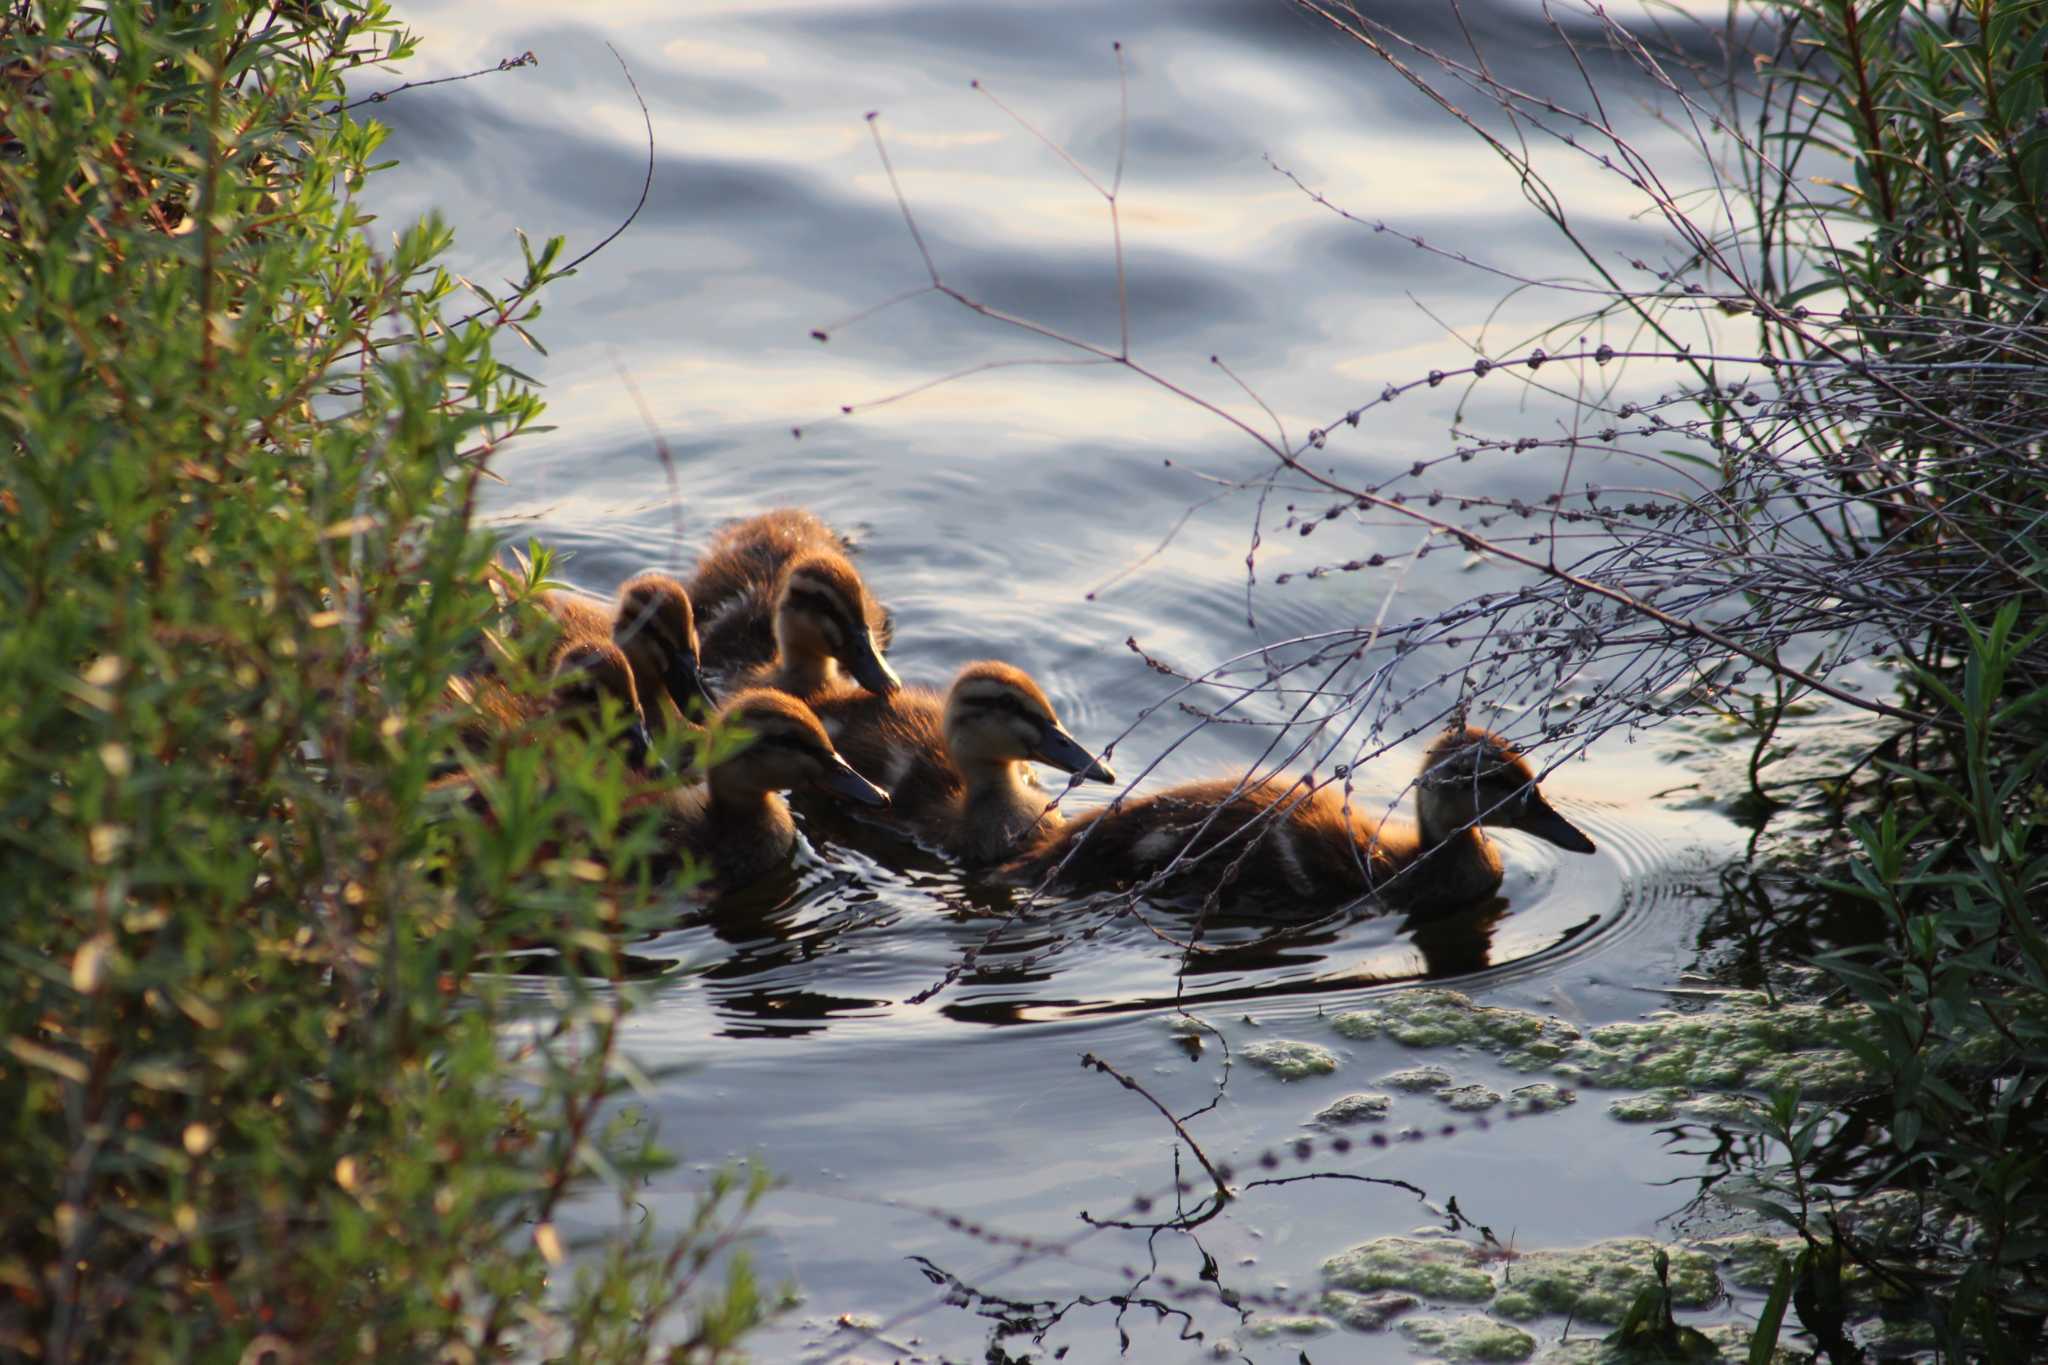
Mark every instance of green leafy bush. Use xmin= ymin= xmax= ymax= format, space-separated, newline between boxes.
xmin=1732 ymin=3 xmax=2048 ymax=1355
xmin=1 ymin=2 xmax=758 ymax=1359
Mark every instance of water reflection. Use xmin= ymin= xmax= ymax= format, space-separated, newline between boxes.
xmin=577 ymin=801 xmax=1643 ymax=1036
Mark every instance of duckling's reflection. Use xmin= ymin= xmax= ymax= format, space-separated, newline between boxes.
xmin=684 ymin=856 xmax=898 ymax=1031
xmin=708 ymin=986 xmax=887 ymax=1039
xmin=655 ymin=805 xmax=1600 ymax=1034
xmin=936 ymin=895 xmax=1519 ymax=1026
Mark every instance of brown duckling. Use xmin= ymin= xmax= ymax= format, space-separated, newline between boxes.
xmin=807 ymin=660 xmax=1115 ymax=864
xmin=537 ymin=572 xmax=716 ymax=732
xmin=654 ymin=687 xmax=889 ymax=890
xmin=721 ymin=550 xmax=901 ymax=700
xmin=688 ymin=509 xmax=894 ymax=690
xmin=452 ymin=639 xmax=659 ymax=775
xmin=687 ymin=506 xmax=855 ymax=621
xmin=1008 ymin=727 xmax=1596 ymax=912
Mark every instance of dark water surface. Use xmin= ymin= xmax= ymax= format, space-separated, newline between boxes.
xmin=371 ymin=1 xmax=1772 ymax=1358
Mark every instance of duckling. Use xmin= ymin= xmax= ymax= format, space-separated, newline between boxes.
xmin=721 ymin=550 xmax=902 ymax=700
xmin=688 ymin=509 xmax=894 ymax=689
xmin=452 ymin=639 xmax=659 ymax=774
xmin=1009 ymin=727 xmax=1596 ymax=912
xmin=807 ymin=660 xmax=1115 ymax=864
xmin=542 ymin=572 xmax=716 ymax=732
xmin=687 ymin=507 xmax=855 ymax=622
xmin=655 ymin=687 xmax=889 ymax=890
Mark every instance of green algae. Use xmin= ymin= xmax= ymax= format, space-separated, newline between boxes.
xmin=1677 ymin=1092 xmax=1759 ymax=1123
xmin=1335 ymin=987 xmax=1875 ymax=1099
xmin=1333 ymin=989 xmax=1580 ymax=1051
xmin=1241 ymin=1038 xmax=1339 ymax=1080
xmin=1315 ymin=1091 xmax=1392 ymax=1125
xmin=1838 ymin=1187 xmax=1981 ymax=1259
xmin=1399 ymin=1313 xmax=1537 ymax=1362
xmin=1243 ymin=1313 xmax=1332 ymax=1339
xmin=1606 ymin=1090 xmax=1683 ymax=1122
xmin=1858 ymin=1314 xmax=1938 ymax=1350
xmin=1837 ymin=1188 xmax=1928 ymax=1245
xmin=1384 ymin=1064 xmax=1456 ymax=1091
xmin=1588 ymin=1081 xmax=1759 ymax=1125
xmin=1695 ymin=1232 xmax=1800 ymax=1292
xmin=1318 ymin=1287 xmax=1417 ymax=1331
xmin=1490 ymin=1238 xmax=1718 ymax=1324
xmin=1437 ymin=1083 xmax=1504 ymax=1112
xmin=1508 ymin=1082 xmax=1576 ymax=1114
xmin=1321 ymin=1235 xmax=1496 ymax=1302
xmin=1544 ymin=996 xmax=1872 ymax=1095
xmin=1532 ymin=1321 xmax=1794 ymax=1364
xmin=1700 ymin=1322 xmax=1800 ymax=1363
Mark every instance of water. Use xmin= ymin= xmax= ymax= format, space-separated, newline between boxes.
xmin=370 ymin=1 xmax=1775 ymax=1358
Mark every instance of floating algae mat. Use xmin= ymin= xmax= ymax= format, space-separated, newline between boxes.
xmin=1330 ymin=987 xmax=1875 ymax=1097
xmin=1232 ymin=1235 xmax=1726 ymax=1360
xmin=1321 ymin=1234 xmax=1718 ymax=1325
xmin=1322 ymin=1235 xmax=1500 ymax=1302
xmin=1211 ymin=988 xmax=1895 ymax=1356
xmin=1399 ymin=1312 xmax=1539 ymax=1362
xmin=1240 ymin=1038 xmax=1341 ymax=1079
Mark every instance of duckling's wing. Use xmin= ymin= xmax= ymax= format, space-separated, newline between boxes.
xmin=809 ymin=686 xmax=952 ymax=816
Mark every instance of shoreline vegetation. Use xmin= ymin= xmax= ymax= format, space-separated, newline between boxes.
xmin=5 ymin=0 xmax=2044 ymax=1360
xmin=2 ymin=3 xmax=765 ymax=1359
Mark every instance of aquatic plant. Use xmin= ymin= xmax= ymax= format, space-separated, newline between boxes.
xmin=0 ymin=2 xmax=764 ymax=1359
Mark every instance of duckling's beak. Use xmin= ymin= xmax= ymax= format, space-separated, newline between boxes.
xmin=814 ymin=752 xmax=890 ymax=808
xmin=1031 ymin=725 xmax=1116 ymax=784
xmin=622 ymin=719 xmax=665 ymax=777
xmin=846 ymin=632 xmax=902 ymax=696
xmin=1518 ymin=796 xmax=1596 ymax=854
xmin=667 ymin=653 xmax=717 ymax=718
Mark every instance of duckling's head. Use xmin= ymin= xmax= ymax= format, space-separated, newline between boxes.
xmin=711 ymin=688 xmax=890 ymax=806
xmin=615 ymin=572 xmax=715 ymax=719
xmin=550 ymin=641 xmax=659 ymax=774
xmin=774 ymin=552 xmax=900 ymax=695
xmin=943 ymin=661 xmax=1116 ymax=784
xmin=1416 ymin=727 xmax=1595 ymax=853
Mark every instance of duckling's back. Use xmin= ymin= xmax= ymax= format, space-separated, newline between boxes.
xmin=688 ymin=508 xmax=843 ymax=614
xmin=806 ymin=685 xmax=957 ymax=818
xmin=1019 ymin=778 xmax=1393 ymax=902
xmin=691 ymin=509 xmax=890 ymax=675
xmin=646 ymin=782 xmax=793 ymax=892
xmin=539 ymin=588 xmax=614 ymax=645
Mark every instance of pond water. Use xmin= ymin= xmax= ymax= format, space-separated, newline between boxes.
xmin=369 ymin=1 xmax=1799 ymax=1358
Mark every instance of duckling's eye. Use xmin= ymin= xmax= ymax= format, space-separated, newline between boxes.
xmin=997 ymin=695 xmax=1046 ymax=727
xmin=786 ymin=587 xmax=844 ymax=620
xmin=749 ymin=726 xmax=829 ymax=757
